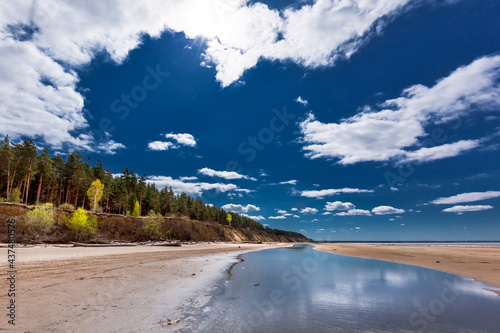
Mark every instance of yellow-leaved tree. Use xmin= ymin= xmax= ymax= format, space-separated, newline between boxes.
xmin=227 ymin=213 xmax=232 ymax=226
xmin=87 ymin=179 xmax=104 ymax=212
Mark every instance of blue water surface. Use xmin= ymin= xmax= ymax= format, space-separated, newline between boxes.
xmin=192 ymin=245 xmax=500 ymax=333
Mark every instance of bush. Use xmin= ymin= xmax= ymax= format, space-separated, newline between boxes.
xmin=0 ymin=197 xmax=6 ymax=203
xmin=66 ymin=208 xmax=97 ymax=241
xmin=144 ymin=210 xmax=162 ymax=240
xmin=41 ymin=202 xmax=53 ymax=207
xmin=26 ymin=205 xmax=55 ymax=232
xmin=7 ymin=188 xmax=21 ymax=203
xmin=59 ymin=203 xmax=75 ymax=210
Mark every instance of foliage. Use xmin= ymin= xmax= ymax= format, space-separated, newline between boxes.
xmin=131 ymin=200 xmax=140 ymax=217
xmin=0 ymin=135 xmax=306 ymax=241
xmin=41 ymin=202 xmax=53 ymax=207
xmin=144 ymin=210 xmax=162 ymax=239
xmin=66 ymin=208 xmax=97 ymax=240
xmin=59 ymin=203 xmax=75 ymax=210
xmin=87 ymin=179 xmax=104 ymax=211
xmin=7 ymin=188 xmax=21 ymax=203
xmin=26 ymin=205 xmax=55 ymax=232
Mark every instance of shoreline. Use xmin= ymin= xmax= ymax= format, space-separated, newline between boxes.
xmin=0 ymin=242 xmax=286 ymax=332
xmin=314 ymin=243 xmax=500 ymax=289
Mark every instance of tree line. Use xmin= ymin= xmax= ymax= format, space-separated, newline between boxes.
xmin=0 ymin=135 xmax=304 ymax=238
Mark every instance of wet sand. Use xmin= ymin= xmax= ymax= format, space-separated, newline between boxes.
xmin=315 ymin=243 xmax=500 ymax=289
xmin=0 ymin=242 xmax=283 ymax=332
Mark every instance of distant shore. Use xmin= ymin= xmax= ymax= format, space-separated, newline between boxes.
xmin=315 ymin=243 xmax=500 ymax=289
xmin=0 ymin=242 xmax=285 ymax=332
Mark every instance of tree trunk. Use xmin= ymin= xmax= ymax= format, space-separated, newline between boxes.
xmin=6 ymin=160 xmax=11 ymax=197
xmin=74 ymin=188 xmax=79 ymax=208
xmin=36 ymin=172 xmax=43 ymax=205
xmin=65 ymin=184 xmax=71 ymax=203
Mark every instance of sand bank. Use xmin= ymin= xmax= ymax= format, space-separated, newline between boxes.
xmin=315 ymin=243 xmax=500 ymax=289
xmin=0 ymin=242 xmax=283 ymax=332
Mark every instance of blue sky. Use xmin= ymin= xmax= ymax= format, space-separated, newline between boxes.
xmin=1 ymin=0 xmax=500 ymax=240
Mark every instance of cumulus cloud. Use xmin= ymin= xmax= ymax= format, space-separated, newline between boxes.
xmin=242 ymin=214 xmax=265 ymax=221
xmin=2 ymin=0 xmax=465 ymax=152
xmin=300 ymin=207 xmax=318 ymax=214
xmin=324 ymin=201 xmax=356 ymax=211
xmin=301 ymin=187 xmax=374 ymax=199
xmin=147 ymin=175 xmax=248 ymax=197
xmin=180 ymin=176 xmax=198 ymax=181
xmin=372 ymin=205 xmax=405 ymax=215
xmin=198 ymin=167 xmax=256 ymax=181
xmin=295 ymin=96 xmax=308 ymax=106
xmin=293 ymin=214 xmax=300 ymax=218
xmin=335 ymin=209 xmax=372 ymax=216
xmin=268 ymin=215 xmax=286 ymax=219
xmin=165 ymin=133 xmax=197 ymax=147
xmin=222 ymin=203 xmax=260 ymax=214
xmin=442 ymin=205 xmax=493 ymax=214
xmin=291 ymin=207 xmax=298 ymax=211
xmin=276 ymin=209 xmax=287 ymax=214
xmin=149 ymin=133 xmax=197 ymax=151
xmin=0 ymin=0 xmax=176 ymax=152
xmin=148 ymin=141 xmax=175 ymax=151
xmin=431 ymin=191 xmax=500 ymax=204
xmin=300 ymin=55 xmax=500 ymax=164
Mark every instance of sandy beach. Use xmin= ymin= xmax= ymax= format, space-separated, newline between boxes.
xmin=0 ymin=242 xmax=283 ymax=332
xmin=315 ymin=243 xmax=500 ymax=289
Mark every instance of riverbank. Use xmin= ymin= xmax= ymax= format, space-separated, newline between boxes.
xmin=315 ymin=243 xmax=500 ymax=289
xmin=0 ymin=242 xmax=284 ymax=332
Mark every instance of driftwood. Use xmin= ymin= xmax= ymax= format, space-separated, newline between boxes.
xmin=70 ymin=242 xmax=138 ymax=247
xmin=150 ymin=242 xmax=181 ymax=247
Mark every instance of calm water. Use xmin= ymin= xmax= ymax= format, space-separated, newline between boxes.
xmin=190 ymin=245 xmax=500 ymax=333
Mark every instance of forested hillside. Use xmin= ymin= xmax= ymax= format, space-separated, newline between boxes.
xmin=0 ymin=135 xmax=306 ymax=241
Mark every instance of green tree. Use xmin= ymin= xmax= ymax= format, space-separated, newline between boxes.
xmin=131 ymin=200 xmax=140 ymax=216
xmin=87 ymin=179 xmax=104 ymax=212
xmin=66 ymin=208 xmax=97 ymax=240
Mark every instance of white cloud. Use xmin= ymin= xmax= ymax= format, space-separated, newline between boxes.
xmin=401 ymin=140 xmax=480 ymax=163
xmin=293 ymin=214 xmax=300 ymax=218
xmin=300 ymin=207 xmax=318 ymax=214
xmin=0 ymin=0 xmax=461 ymax=152
xmin=222 ymin=203 xmax=260 ymax=214
xmin=442 ymin=205 xmax=493 ymax=214
xmin=390 ymin=187 xmax=399 ymax=191
xmin=276 ymin=209 xmax=287 ymax=214
xmin=165 ymin=133 xmax=197 ymax=147
xmin=279 ymin=180 xmax=297 ymax=185
xmin=322 ymin=212 xmax=331 ymax=215
xmin=0 ymin=0 xmax=174 ymax=151
xmin=324 ymin=201 xmax=356 ymax=211
xmin=372 ymin=205 xmax=405 ymax=215
xmin=242 ymin=214 xmax=265 ymax=221
xmin=335 ymin=209 xmax=372 ymax=216
xmin=147 ymin=175 xmax=245 ymax=197
xmin=149 ymin=132 xmax=197 ymax=151
xmin=268 ymin=215 xmax=286 ymax=219
xmin=301 ymin=187 xmax=374 ymax=199
xmin=295 ymin=96 xmax=308 ymax=106
xmin=180 ymin=176 xmax=198 ymax=181
xmin=198 ymin=167 xmax=256 ymax=181
xmin=431 ymin=191 xmax=500 ymax=204
xmin=291 ymin=207 xmax=298 ymax=211
xmin=300 ymin=55 xmax=500 ymax=164
xmin=355 ymin=227 xmax=361 ymax=230
xmin=148 ymin=141 xmax=175 ymax=151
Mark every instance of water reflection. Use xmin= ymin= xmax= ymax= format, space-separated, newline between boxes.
xmin=192 ymin=245 xmax=500 ymax=333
